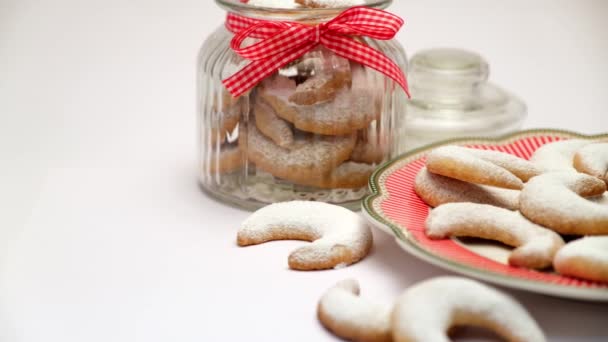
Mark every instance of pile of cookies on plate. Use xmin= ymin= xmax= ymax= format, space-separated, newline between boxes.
xmin=415 ymin=139 xmax=608 ymax=283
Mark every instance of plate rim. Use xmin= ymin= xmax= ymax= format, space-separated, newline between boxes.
xmin=362 ymin=128 xmax=608 ymax=302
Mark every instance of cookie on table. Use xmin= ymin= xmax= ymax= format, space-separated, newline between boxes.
xmin=318 ymin=277 xmax=546 ymax=342
xmin=237 ymin=201 xmax=373 ymax=270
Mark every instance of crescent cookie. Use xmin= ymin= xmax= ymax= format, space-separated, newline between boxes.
xmin=298 ymin=161 xmax=375 ymax=190
xmin=426 ymin=203 xmax=565 ymax=269
xmin=426 ymin=146 xmax=543 ymax=190
xmin=209 ymin=91 xmax=244 ymax=146
xmin=392 ymin=277 xmax=546 ymax=342
xmin=288 ymin=52 xmax=352 ymax=106
xmin=317 ymin=279 xmax=392 ymax=342
xmin=237 ymin=201 xmax=373 ymax=270
xmin=529 ymin=139 xmax=591 ymax=172
xmin=253 ymin=98 xmax=294 ymax=148
xmin=520 ymin=172 xmax=608 ymax=235
xmin=259 ymin=75 xmax=378 ymax=136
xmin=351 ymin=128 xmax=388 ymax=165
xmin=317 ymin=277 xmax=546 ymax=342
xmin=208 ymin=146 xmax=243 ymax=174
xmin=415 ymin=168 xmax=520 ymax=210
xmin=243 ymin=124 xmax=356 ymax=187
xmin=553 ymin=236 xmax=608 ymax=283
xmin=573 ymin=143 xmax=608 ymax=186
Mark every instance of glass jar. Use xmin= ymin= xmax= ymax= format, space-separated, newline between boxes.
xmin=401 ymin=48 xmax=526 ymax=153
xmin=197 ymin=0 xmax=408 ymax=210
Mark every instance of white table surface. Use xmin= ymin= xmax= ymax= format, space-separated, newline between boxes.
xmin=1 ymin=0 xmax=608 ymax=341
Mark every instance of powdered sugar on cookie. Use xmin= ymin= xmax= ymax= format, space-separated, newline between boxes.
xmin=392 ymin=277 xmax=546 ymax=342
xmin=426 ymin=146 xmax=541 ymax=189
xmin=530 ymin=139 xmax=590 ymax=172
xmin=574 ymin=143 xmax=608 ymax=185
xmin=554 ymin=236 xmax=608 ymax=283
xmin=237 ymin=201 xmax=373 ymax=270
xmin=318 ymin=279 xmax=391 ymax=342
xmin=520 ymin=172 xmax=608 ymax=235
xmin=426 ymin=203 xmax=564 ymax=269
xmin=415 ymin=167 xmax=520 ymax=210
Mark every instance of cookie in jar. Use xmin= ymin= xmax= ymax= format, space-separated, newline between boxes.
xmin=198 ymin=0 xmax=409 ymax=209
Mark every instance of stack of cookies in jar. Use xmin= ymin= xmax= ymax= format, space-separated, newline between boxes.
xmin=204 ymin=49 xmax=392 ymax=201
xmin=248 ymin=49 xmax=386 ymax=189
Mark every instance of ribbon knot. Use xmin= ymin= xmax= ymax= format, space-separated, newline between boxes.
xmin=223 ymin=6 xmax=409 ymax=98
xmin=312 ymin=24 xmax=324 ymax=44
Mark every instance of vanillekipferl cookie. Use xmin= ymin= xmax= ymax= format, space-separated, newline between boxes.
xmin=237 ymin=201 xmax=373 ymax=270
xmin=392 ymin=277 xmax=546 ymax=342
xmin=529 ymin=139 xmax=591 ymax=172
xmin=573 ymin=142 xmax=608 ymax=186
xmin=520 ymin=172 xmax=608 ymax=235
xmin=317 ymin=277 xmax=546 ymax=342
xmin=209 ymin=92 xmax=243 ymax=146
xmin=259 ymin=73 xmax=379 ymax=136
xmin=415 ymin=167 xmax=520 ymax=210
xmin=288 ymin=51 xmax=352 ymax=106
xmin=208 ymin=145 xmax=243 ymax=174
xmin=317 ymin=279 xmax=392 ymax=342
xmin=351 ymin=127 xmax=388 ymax=165
xmin=426 ymin=203 xmax=565 ymax=269
xmin=253 ymin=98 xmax=294 ymax=149
xmin=301 ymin=161 xmax=375 ymax=190
xmin=426 ymin=146 xmax=543 ymax=190
xmin=553 ymin=236 xmax=608 ymax=283
xmin=242 ymin=123 xmax=356 ymax=187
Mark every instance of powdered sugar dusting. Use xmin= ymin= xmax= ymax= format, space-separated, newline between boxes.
xmin=555 ymin=236 xmax=608 ymax=265
xmin=426 ymin=203 xmax=564 ymax=269
xmin=575 ymin=143 xmax=608 ymax=182
xmin=238 ymin=201 xmax=372 ymax=269
xmin=520 ymin=172 xmax=608 ymax=235
xmin=415 ymin=167 xmax=520 ymax=210
xmin=426 ymin=146 xmax=526 ymax=189
xmin=530 ymin=139 xmax=590 ymax=172
xmin=318 ymin=279 xmax=391 ymax=338
xmin=392 ymin=277 xmax=546 ymax=342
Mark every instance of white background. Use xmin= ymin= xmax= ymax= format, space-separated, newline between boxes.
xmin=1 ymin=0 xmax=608 ymax=341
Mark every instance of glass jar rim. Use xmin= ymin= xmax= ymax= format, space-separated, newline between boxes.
xmin=215 ymin=0 xmax=392 ymax=21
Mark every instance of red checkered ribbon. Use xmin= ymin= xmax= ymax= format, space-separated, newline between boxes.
xmin=223 ymin=6 xmax=409 ymax=98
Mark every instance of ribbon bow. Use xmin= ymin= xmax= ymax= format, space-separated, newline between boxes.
xmin=223 ymin=6 xmax=409 ymax=98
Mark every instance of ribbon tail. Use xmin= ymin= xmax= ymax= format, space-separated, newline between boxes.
xmin=322 ymin=35 xmax=410 ymax=98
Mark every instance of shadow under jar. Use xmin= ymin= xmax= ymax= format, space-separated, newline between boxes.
xmin=198 ymin=0 xmax=408 ymax=210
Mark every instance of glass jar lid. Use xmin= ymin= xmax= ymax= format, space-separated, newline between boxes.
xmin=407 ymin=48 xmax=525 ymax=116
xmin=402 ymin=48 xmax=527 ymax=151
